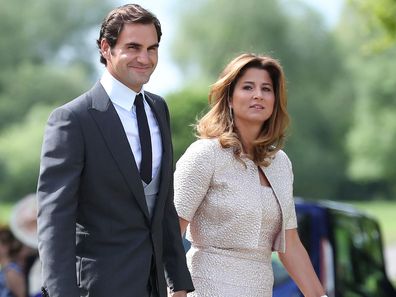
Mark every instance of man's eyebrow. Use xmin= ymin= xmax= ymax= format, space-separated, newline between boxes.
xmin=126 ymin=42 xmax=141 ymax=47
xmin=124 ymin=42 xmax=159 ymax=49
xmin=148 ymin=43 xmax=159 ymax=49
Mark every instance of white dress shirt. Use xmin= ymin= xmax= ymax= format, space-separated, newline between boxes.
xmin=100 ymin=70 xmax=162 ymax=180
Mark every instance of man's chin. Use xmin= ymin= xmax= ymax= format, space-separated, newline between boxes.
xmin=137 ymin=76 xmax=152 ymax=87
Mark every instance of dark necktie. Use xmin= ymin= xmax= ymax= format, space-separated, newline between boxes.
xmin=134 ymin=93 xmax=152 ymax=184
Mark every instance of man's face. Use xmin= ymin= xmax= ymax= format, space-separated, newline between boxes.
xmin=101 ymin=23 xmax=159 ymax=92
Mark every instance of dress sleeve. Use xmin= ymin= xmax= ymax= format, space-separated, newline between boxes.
xmin=285 ymin=155 xmax=298 ymax=230
xmin=285 ymin=205 xmax=298 ymax=229
xmin=174 ymin=139 xmax=216 ymax=222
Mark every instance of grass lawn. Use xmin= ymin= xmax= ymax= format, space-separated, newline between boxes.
xmin=348 ymin=200 xmax=396 ymax=246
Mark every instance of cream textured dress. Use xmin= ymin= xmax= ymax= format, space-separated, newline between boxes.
xmin=174 ymin=139 xmax=297 ymax=297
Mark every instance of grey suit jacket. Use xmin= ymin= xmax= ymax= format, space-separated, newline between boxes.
xmin=37 ymin=82 xmax=193 ymax=297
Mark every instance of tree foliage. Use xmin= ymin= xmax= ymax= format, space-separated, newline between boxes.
xmin=0 ymin=0 xmax=110 ymax=69
xmin=0 ymin=64 xmax=90 ymax=130
xmin=0 ymin=0 xmax=111 ymax=131
xmin=0 ymin=105 xmax=54 ymax=201
xmin=167 ymin=87 xmax=208 ymax=161
xmin=349 ymin=0 xmax=396 ymax=49
xmin=0 ymin=0 xmax=112 ymax=201
xmin=339 ymin=2 xmax=396 ymax=199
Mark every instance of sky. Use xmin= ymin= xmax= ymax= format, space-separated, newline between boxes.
xmin=301 ymin=0 xmax=344 ymax=27
xmin=116 ymin=0 xmax=344 ymax=95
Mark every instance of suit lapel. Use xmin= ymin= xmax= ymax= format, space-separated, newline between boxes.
xmin=88 ymin=83 xmax=150 ymax=219
xmin=145 ymin=92 xmax=171 ymax=164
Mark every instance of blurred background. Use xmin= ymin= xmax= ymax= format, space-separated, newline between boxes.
xmin=0 ymin=0 xmax=395 ymax=286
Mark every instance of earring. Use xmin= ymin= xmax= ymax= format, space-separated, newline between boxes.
xmin=228 ymin=105 xmax=234 ymax=129
xmin=227 ymin=89 xmax=234 ymax=130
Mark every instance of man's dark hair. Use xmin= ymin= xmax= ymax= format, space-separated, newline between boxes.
xmin=96 ymin=4 xmax=162 ymax=65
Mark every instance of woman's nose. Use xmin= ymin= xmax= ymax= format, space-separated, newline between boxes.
xmin=253 ymin=89 xmax=263 ymax=100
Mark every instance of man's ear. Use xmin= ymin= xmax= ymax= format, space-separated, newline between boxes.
xmin=100 ymin=39 xmax=111 ymax=59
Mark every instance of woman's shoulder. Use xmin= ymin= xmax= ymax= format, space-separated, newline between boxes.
xmin=186 ymin=138 xmax=221 ymax=153
xmin=270 ymin=149 xmax=292 ymax=170
xmin=273 ymin=149 xmax=290 ymax=161
xmin=178 ymin=138 xmax=221 ymax=166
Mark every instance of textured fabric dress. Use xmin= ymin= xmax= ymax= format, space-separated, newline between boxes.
xmin=174 ymin=139 xmax=297 ymax=297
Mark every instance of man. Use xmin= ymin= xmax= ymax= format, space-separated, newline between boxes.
xmin=37 ymin=4 xmax=193 ymax=297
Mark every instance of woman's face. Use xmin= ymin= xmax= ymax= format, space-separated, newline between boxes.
xmin=230 ymin=67 xmax=275 ymax=131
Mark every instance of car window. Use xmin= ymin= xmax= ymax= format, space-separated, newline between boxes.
xmin=330 ymin=210 xmax=393 ymax=297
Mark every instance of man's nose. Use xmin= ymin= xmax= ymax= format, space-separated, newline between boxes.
xmin=137 ymin=50 xmax=150 ymax=64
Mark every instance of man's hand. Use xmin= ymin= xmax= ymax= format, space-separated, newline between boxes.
xmin=168 ymin=290 xmax=187 ymax=297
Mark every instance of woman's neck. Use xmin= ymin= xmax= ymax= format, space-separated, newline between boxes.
xmin=236 ymin=123 xmax=261 ymax=156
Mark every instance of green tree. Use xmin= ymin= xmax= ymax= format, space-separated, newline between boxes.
xmin=167 ymin=87 xmax=208 ymax=161
xmin=349 ymin=0 xmax=396 ymax=49
xmin=0 ymin=105 xmax=54 ymax=201
xmin=0 ymin=0 xmax=110 ymax=70
xmin=0 ymin=0 xmax=112 ymax=131
xmin=339 ymin=3 xmax=396 ymax=199
xmin=170 ymin=0 xmax=352 ymax=200
xmin=0 ymin=0 xmax=112 ymax=201
xmin=0 ymin=64 xmax=90 ymax=129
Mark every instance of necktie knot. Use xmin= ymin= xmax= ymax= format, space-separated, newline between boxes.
xmin=135 ymin=93 xmax=152 ymax=184
xmin=134 ymin=93 xmax=144 ymax=108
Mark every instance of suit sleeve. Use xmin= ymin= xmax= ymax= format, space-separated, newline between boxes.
xmin=37 ymin=106 xmax=83 ymax=297
xmin=161 ymin=101 xmax=194 ymax=293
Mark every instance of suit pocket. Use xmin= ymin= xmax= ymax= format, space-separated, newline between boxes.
xmin=76 ymin=256 xmax=82 ymax=287
xmin=77 ymin=257 xmax=98 ymax=290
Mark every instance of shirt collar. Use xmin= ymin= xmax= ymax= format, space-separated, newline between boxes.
xmin=100 ymin=69 xmax=145 ymax=112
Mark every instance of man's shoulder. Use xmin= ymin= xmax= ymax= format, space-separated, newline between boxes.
xmin=145 ymin=90 xmax=165 ymax=102
xmin=46 ymin=82 xmax=104 ymax=124
xmin=59 ymin=82 xmax=103 ymax=112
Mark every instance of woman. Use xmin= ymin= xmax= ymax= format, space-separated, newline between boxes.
xmin=174 ymin=53 xmax=327 ymax=297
